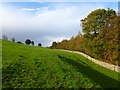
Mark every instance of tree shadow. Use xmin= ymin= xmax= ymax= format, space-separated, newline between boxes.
xmin=57 ymin=55 xmax=120 ymax=88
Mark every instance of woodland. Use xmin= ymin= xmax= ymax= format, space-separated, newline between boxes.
xmin=50 ymin=8 xmax=120 ymax=66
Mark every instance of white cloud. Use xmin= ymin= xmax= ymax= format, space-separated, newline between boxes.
xmin=1 ymin=2 xmax=116 ymax=46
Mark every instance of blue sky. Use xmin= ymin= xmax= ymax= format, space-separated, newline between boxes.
xmin=1 ymin=1 xmax=118 ymax=46
xmin=2 ymin=2 xmax=118 ymax=10
xmin=0 ymin=0 xmax=120 ymax=2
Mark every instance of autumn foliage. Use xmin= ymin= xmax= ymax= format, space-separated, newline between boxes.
xmin=50 ymin=8 xmax=119 ymax=66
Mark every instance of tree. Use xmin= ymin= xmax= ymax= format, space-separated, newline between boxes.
xmin=31 ymin=41 xmax=34 ymax=46
xmin=81 ymin=8 xmax=116 ymax=36
xmin=80 ymin=8 xmax=118 ymax=65
xmin=50 ymin=41 xmax=57 ymax=49
xmin=77 ymin=31 xmax=82 ymax=37
xmin=11 ymin=37 xmax=15 ymax=42
xmin=60 ymin=39 xmax=68 ymax=49
xmin=38 ymin=43 xmax=42 ymax=47
xmin=25 ymin=39 xmax=31 ymax=45
xmin=2 ymin=34 xmax=8 ymax=40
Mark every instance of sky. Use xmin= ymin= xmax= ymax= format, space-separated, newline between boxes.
xmin=0 ymin=1 xmax=118 ymax=47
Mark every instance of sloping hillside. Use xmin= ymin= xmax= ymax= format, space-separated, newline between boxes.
xmin=2 ymin=40 xmax=119 ymax=88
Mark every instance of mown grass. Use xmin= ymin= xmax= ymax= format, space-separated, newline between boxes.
xmin=2 ymin=40 xmax=120 ymax=89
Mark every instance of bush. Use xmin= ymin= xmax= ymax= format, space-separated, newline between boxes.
xmin=38 ymin=43 xmax=42 ymax=47
xmin=25 ymin=39 xmax=31 ymax=45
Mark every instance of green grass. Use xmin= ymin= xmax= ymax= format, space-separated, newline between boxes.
xmin=2 ymin=40 xmax=120 ymax=89
xmin=0 ymin=40 xmax=2 ymax=89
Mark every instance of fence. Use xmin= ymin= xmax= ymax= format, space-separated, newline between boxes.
xmin=59 ymin=49 xmax=120 ymax=73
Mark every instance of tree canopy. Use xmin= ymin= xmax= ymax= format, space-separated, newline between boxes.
xmin=50 ymin=8 xmax=119 ymax=66
xmin=25 ymin=39 xmax=31 ymax=45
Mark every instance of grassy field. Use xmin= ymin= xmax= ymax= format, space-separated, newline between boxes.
xmin=2 ymin=40 xmax=120 ymax=89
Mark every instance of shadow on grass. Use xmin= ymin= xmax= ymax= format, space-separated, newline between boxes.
xmin=58 ymin=55 xmax=120 ymax=88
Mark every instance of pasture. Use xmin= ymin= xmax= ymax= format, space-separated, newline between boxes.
xmin=2 ymin=40 xmax=119 ymax=88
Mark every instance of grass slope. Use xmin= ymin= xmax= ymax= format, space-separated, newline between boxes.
xmin=0 ymin=40 xmax=2 ymax=89
xmin=2 ymin=40 xmax=120 ymax=88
